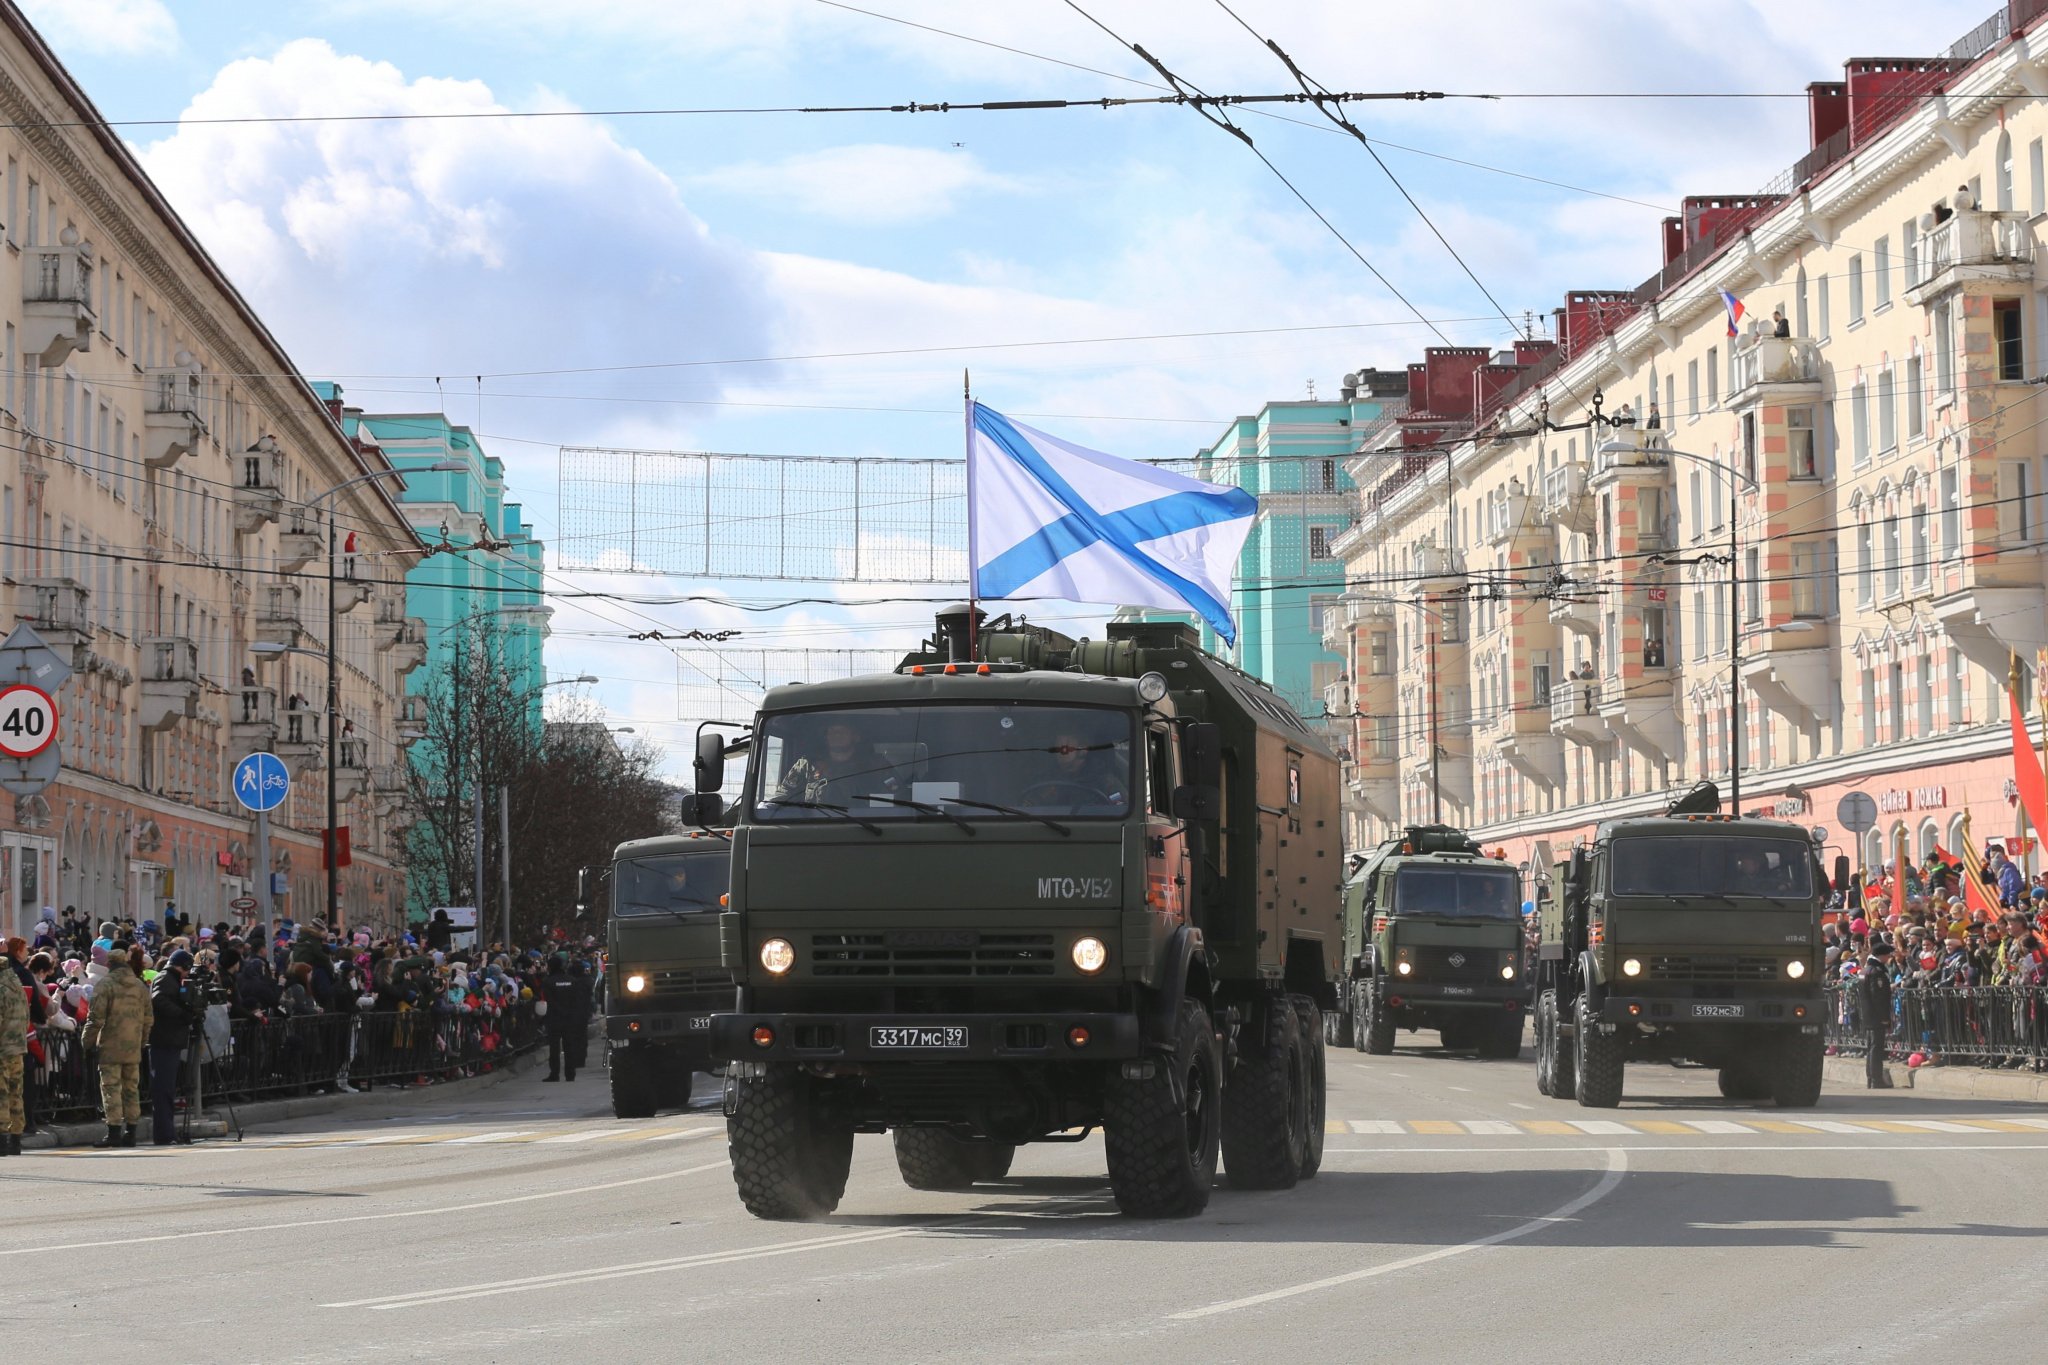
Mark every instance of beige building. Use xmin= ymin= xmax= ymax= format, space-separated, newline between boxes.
xmin=1329 ymin=5 xmax=2048 ymax=881
xmin=0 ymin=7 xmax=429 ymax=937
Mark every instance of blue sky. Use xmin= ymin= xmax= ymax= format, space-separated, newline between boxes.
xmin=23 ymin=0 xmax=1996 ymax=754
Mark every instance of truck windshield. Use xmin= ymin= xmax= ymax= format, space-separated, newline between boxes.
xmin=1392 ymin=866 xmax=1520 ymax=919
xmin=613 ymin=853 xmax=730 ymax=917
xmin=751 ymin=704 xmax=1134 ymax=821
xmin=1609 ymin=836 xmax=1813 ymax=899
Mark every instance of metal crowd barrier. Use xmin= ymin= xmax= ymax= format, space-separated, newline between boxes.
xmin=27 ymin=1004 xmax=546 ymax=1125
xmin=1824 ymin=982 xmax=2048 ymax=1065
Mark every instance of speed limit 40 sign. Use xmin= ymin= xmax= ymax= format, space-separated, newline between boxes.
xmin=0 ymin=683 xmax=58 ymax=759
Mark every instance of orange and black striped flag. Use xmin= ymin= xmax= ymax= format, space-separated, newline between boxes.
xmin=1955 ymin=813 xmax=2001 ymax=919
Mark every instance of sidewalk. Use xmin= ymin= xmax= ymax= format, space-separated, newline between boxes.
xmin=1823 ymin=1054 xmax=2048 ymax=1102
xmin=24 ymin=1038 xmax=549 ymax=1150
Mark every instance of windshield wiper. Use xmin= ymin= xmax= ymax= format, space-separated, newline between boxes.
xmin=1640 ymin=891 xmax=1736 ymax=907
xmin=623 ymin=902 xmax=708 ymax=920
xmin=859 ymin=793 xmax=978 ymax=836
xmin=929 ymin=794 xmax=1071 ymax=837
xmin=759 ymin=797 xmax=883 ymax=835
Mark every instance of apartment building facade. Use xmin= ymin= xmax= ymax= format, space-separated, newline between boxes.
xmin=0 ymin=8 xmax=429 ymax=937
xmin=1329 ymin=0 xmax=2048 ymax=882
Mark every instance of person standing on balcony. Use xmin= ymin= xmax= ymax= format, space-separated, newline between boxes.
xmin=1772 ymin=305 xmax=1791 ymax=338
xmin=1644 ymin=401 xmax=1661 ymax=430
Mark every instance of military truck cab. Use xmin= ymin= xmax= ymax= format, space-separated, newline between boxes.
xmin=602 ymin=831 xmax=736 ymax=1119
xmin=1336 ymin=825 xmax=1525 ymax=1059
xmin=1533 ymin=783 xmax=1826 ymax=1108
xmin=706 ymin=610 xmax=1339 ymax=1221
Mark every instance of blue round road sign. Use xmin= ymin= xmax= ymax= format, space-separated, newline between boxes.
xmin=234 ymin=751 xmax=291 ymax=813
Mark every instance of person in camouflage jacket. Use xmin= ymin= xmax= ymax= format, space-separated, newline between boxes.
xmin=81 ymin=950 xmax=148 ymax=1148
xmin=0 ymin=966 xmax=25 ymax=1156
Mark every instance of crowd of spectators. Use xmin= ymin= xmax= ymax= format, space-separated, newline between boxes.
xmin=5 ymin=903 xmax=599 ymax=1144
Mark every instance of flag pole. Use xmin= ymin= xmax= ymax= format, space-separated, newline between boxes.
xmin=963 ymin=368 xmax=978 ymax=661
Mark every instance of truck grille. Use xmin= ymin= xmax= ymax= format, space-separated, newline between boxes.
xmin=810 ymin=932 xmax=1056 ymax=978
xmin=1407 ymin=946 xmax=1503 ymax=984
xmin=1646 ymin=955 xmax=1778 ymax=983
xmin=647 ymin=967 xmax=727 ymax=993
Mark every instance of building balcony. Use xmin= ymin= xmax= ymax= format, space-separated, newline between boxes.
xmin=1347 ymin=764 xmax=1400 ymax=822
xmin=373 ymin=586 xmax=410 ymax=627
xmin=372 ymin=763 xmax=411 ymax=816
xmin=278 ymin=704 xmax=322 ymax=769
xmin=1597 ymin=668 xmax=1679 ymax=765
xmin=1548 ymin=678 xmax=1607 ymax=746
xmin=23 ymin=576 xmax=120 ymax=677
xmin=138 ymin=637 xmax=200 ymax=734
xmin=277 ymin=506 xmax=322 ymax=574
xmin=1547 ymin=590 xmax=1600 ymax=638
xmin=1485 ymin=484 xmax=1536 ymax=547
xmin=1322 ymin=612 xmax=1350 ymax=655
xmin=142 ymin=361 xmax=208 ymax=469
xmin=1589 ymin=431 xmax=1672 ymax=490
xmin=391 ymin=619 xmax=429 ymax=676
xmin=1491 ymin=711 xmax=1564 ymax=790
xmin=1903 ymin=209 xmax=2033 ymax=308
xmin=1740 ymin=631 xmax=1835 ymax=726
xmin=255 ymin=583 xmax=304 ymax=649
xmin=1323 ymin=678 xmax=1351 ymax=719
xmin=233 ymin=438 xmax=286 ymax=534
xmin=396 ymin=695 xmax=430 ymax=745
xmin=23 ymin=232 xmax=94 ymax=365
xmin=1933 ymin=581 xmax=2048 ymax=676
xmin=1400 ymin=743 xmax=1473 ymax=812
xmin=1730 ymin=336 xmax=1822 ymax=409
xmin=335 ymin=577 xmax=373 ymax=614
xmin=230 ymin=686 xmax=278 ymax=755
xmin=1540 ymin=461 xmax=1595 ymax=535
xmin=1410 ymin=543 xmax=1463 ymax=585
xmin=335 ymin=737 xmax=370 ymax=802
xmin=1347 ymin=596 xmax=1393 ymax=626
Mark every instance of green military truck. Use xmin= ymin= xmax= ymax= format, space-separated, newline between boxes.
xmin=1333 ymin=825 xmax=1525 ymax=1059
xmin=598 ymin=831 xmax=736 ymax=1119
xmin=1533 ymin=782 xmax=1827 ymax=1108
xmin=701 ymin=610 xmax=1341 ymax=1220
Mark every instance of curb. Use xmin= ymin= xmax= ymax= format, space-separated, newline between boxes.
xmin=1822 ymin=1053 xmax=2048 ymax=1102
xmin=24 ymin=1040 xmax=549 ymax=1151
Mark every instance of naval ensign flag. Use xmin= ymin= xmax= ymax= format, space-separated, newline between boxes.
xmin=967 ymin=401 xmax=1256 ymax=646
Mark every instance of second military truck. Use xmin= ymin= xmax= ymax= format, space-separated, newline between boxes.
xmin=1335 ymin=825 xmax=1525 ymax=1058
xmin=702 ymin=610 xmax=1341 ymax=1220
xmin=1533 ymin=783 xmax=1827 ymax=1108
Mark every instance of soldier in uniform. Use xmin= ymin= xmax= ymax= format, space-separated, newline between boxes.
xmin=81 ymin=946 xmax=150 ymax=1148
xmin=541 ymin=954 xmax=590 ymax=1082
xmin=0 ymin=956 xmax=26 ymax=1155
xmin=1859 ymin=938 xmax=1895 ymax=1089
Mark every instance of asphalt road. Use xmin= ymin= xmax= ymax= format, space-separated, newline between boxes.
xmin=5 ymin=1039 xmax=2046 ymax=1363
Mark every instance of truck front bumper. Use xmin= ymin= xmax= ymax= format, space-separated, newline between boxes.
xmin=1383 ymin=982 xmax=1525 ymax=1013
xmin=1595 ymin=995 xmax=1822 ymax=1026
xmin=607 ymin=1011 xmax=716 ymax=1043
xmin=709 ymin=1011 xmax=1142 ymax=1063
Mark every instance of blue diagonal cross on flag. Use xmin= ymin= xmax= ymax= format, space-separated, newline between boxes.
xmin=968 ymin=403 xmax=1256 ymax=645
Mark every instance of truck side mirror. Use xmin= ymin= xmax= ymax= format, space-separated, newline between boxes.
xmin=1566 ymin=847 xmax=1588 ymax=894
xmin=1171 ymin=784 xmax=1220 ymax=821
xmin=1174 ymin=722 xmax=1222 ymax=821
xmin=693 ymin=731 xmax=726 ymax=793
xmin=573 ymin=866 xmax=592 ymax=919
xmin=682 ymin=791 xmax=725 ymax=826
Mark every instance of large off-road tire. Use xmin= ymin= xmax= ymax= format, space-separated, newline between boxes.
xmin=608 ymin=1046 xmax=658 ymax=1120
xmin=1716 ymin=1062 xmax=1769 ymax=1101
xmin=891 ymin=1129 xmax=1016 ymax=1190
xmin=1221 ymin=995 xmax=1307 ymax=1190
xmin=1102 ymin=997 xmax=1221 ymax=1218
xmin=1477 ymin=1010 xmax=1525 ymax=1061
xmin=1573 ymin=996 xmax=1625 ymax=1109
xmin=1534 ymin=994 xmax=1555 ymax=1097
xmin=1766 ymin=1032 xmax=1825 ymax=1108
xmin=1291 ymin=996 xmax=1327 ymax=1180
xmin=1329 ymin=992 xmax=1355 ymax=1051
xmin=1543 ymin=991 xmax=1576 ymax=1100
xmin=1359 ymin=980 xmax=1396 ymax=1055
xmin=1349 ymin=982 xmax=1371 ymax=1054
xmin=727 ymin=1065 xmax=856 ymax=1220
xmin=1438 ymin=1018 xmax=1475 ymax=1051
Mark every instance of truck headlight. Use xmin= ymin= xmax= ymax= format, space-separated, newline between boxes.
xmin=1500 ymin=964 xmax=1516 ymax=981
xmin=1071 ymin=936 xmax=1108 ymax=973
xmin=1621 ymin=957 xmax=1643 ymax=978
xmin=759 ymin=938 xmax=796 ymax=975
xmin=624 ymin=973 xmax=648 ymax=995
xmin=1787 ymin=958 xmax=1808 ymax=980
xmin=1395 ymin=960 xmax=1412 ymax=976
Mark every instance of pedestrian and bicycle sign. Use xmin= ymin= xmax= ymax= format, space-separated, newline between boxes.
xmin=234 ymin=751 xmax=291 ymax=813
xmin=0 ymin=683 xmax=57 ymax=758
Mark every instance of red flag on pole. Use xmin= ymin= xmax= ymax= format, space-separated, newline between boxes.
xmin=1890 ymin=826 xmax=1907 ymax=923
xmin=2010 ymin=656 xmax=2048 ymax=846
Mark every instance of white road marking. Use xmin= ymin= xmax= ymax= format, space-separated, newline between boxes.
xmin=326 ymin=1221 xmax=963 ymax=1310
xmin=442 ymin=1131 xmax=533 ymax=1145
xmin=534 ymin=1130 xmax=622 ymax=1145
xmin=1170 ymin=1148 xmax=1629 ymax=1320
xmin=1447 ymin=1086 xmax=1472 ymax=1093
xmin=650 ymin=1126 xmax=720 ymax=1141
xmin=1508 ymin=1102 xmax=1534 ymax=1110
xmin=1885 ymin=1120 xmax=1984 ymax=1133
xmin=1 ymin=1162 xmax=730 ymax=1258
xmin=1801 ymin=1121 xmax=1884 ymax=1135
xmin=1686 ymin=1120 xmax=1757 ymax=1135
xmin=1566 ymin=1120 xmax=1634 ymax=1135
xmin=1320 ymin=1143 xmax=2048 ymax=1153
xmin=1459 ymin=1121 xmax=1519 ymax=1135
xmin=1347 ymin=1120 xmax=1405 ymax=1134
xmin=1998 ymin=1117 xmax=2048 ymax=1131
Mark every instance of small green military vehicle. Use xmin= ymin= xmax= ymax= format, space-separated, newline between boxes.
xmin=701 ymin=609 xmax=1341 ymax=1220
xmin=1533 ymin=782 xmax=1827 ymax=1108
xmin=1333 ymin=825 xmax=1525 ymax=1059
xmin=599 ymin=831 xmax=736 ymax=1119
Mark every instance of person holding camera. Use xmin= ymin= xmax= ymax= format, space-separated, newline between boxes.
xmin=148 ymin=950 xmax=198 ymax=1146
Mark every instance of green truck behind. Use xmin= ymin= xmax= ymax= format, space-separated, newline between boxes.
xmin=600 ymin=831 xmax=736 ymax=1119
xmin=1533 ymin=782 xmax=1827 ymax=1108
xmin=1334 ymin=825 xmax=1525 ymax=1059
xmin=701 ymin=610 xmax=1342 ymax=1220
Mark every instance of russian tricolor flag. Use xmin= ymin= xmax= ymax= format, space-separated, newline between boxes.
xmin=1719 ymin=289 xmax=1744 ymax=337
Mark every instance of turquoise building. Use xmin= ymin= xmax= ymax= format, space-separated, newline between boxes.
xmin=1124 ymin=373 xmax=1406 ymax=724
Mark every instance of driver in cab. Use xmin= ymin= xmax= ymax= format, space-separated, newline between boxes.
xmin=1028 ymin=728 xmax=1128 ymax=811
xmin=1730 ymin=846 xmax=1795 ymax=895
xmin=772 ymin=719 xmax=901 ymax=808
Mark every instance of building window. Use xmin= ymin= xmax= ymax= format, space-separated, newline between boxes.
xmin=1795 ymin=267 xmax=1809 ymax=336
xmin=1743 ymin=547 xmax=1760 ymax=622
xmin=1851 ymin=382 xmax=1869 ymax=465
xmin=1817 ymin=272 xmax=1831 ymax=341
xmin=2032 ymin=138 xmax=2046 ymax=218
xmin=1883 ymin=514 xmax=1901 ymax=598
xmin=1317 ymin=458 xmax=1336 ymax=493
xmin=1876 ymin=369 xmax=1895 ymax=453
xmin=1902 ymin=219 xmax=1918 ymax=288
xmin=1889 ymin=661 xmax=1906 ymax=742
xmin=1994 ymin=299 xmax=2024 ymax=381
xmin=1740 ymin=412 xmax=1757 ymax=483
xmin=1689 ymin=468 xmax=1703 ymax=539
xmin=1940 ymin=465 xmax=1960 ymax=554
xmin=1950 ymin=646 xmax=1967 ymax=726
xmin=1911 ymin=503 xmax=1930 ymax=589
xmin=1906 ymin=355 xmax=1924 ymax=439
xmin=1308 ymin=525 xmax=1332 ymax=559
xmin=1790 ymin=541 xmax=1826 ymax=617
xmin=1935 ymin=304 xmax=1955 ymax=395
xmin=1874 ymin=237 xmax=1891 ymax=310
xmin=1847 ymin=254 xmax=1864 ymax=322
xmin=1687 ymin=360 xmax=1699 ymax=420
xmin=1857 ymin=522 xmax=1874 ymax=606
xmin=1692 ymin=589 xmax=1707 ymax=662
xmin=1374 ymin=714 xmax=1396 ymax=760
xmin=1861 ymin=668 xmax=1876 ymax=746
xmin=1642 ymin=608 xmax=1666 ymax=668
xmin=1368 ymin=630 xmax=1390 ymax=675
xmin=1788 ymin=406 xmax=1817 ymax=477
xmin=1706 ymin=347 xmax=1719 ymax=409
xmin=1439 ymin=601 xmax=1464 ymax=644
xmin=1309 ymin=594 xmax=1337 ymax=629
xmin=1998 ymin=130 xmax=2015 ymax=212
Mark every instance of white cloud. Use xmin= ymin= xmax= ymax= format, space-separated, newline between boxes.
xmin=691 ymin=144 xmax=1026 ymax=224
xmin=19 ymin=0 xmax=177 ymax=57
